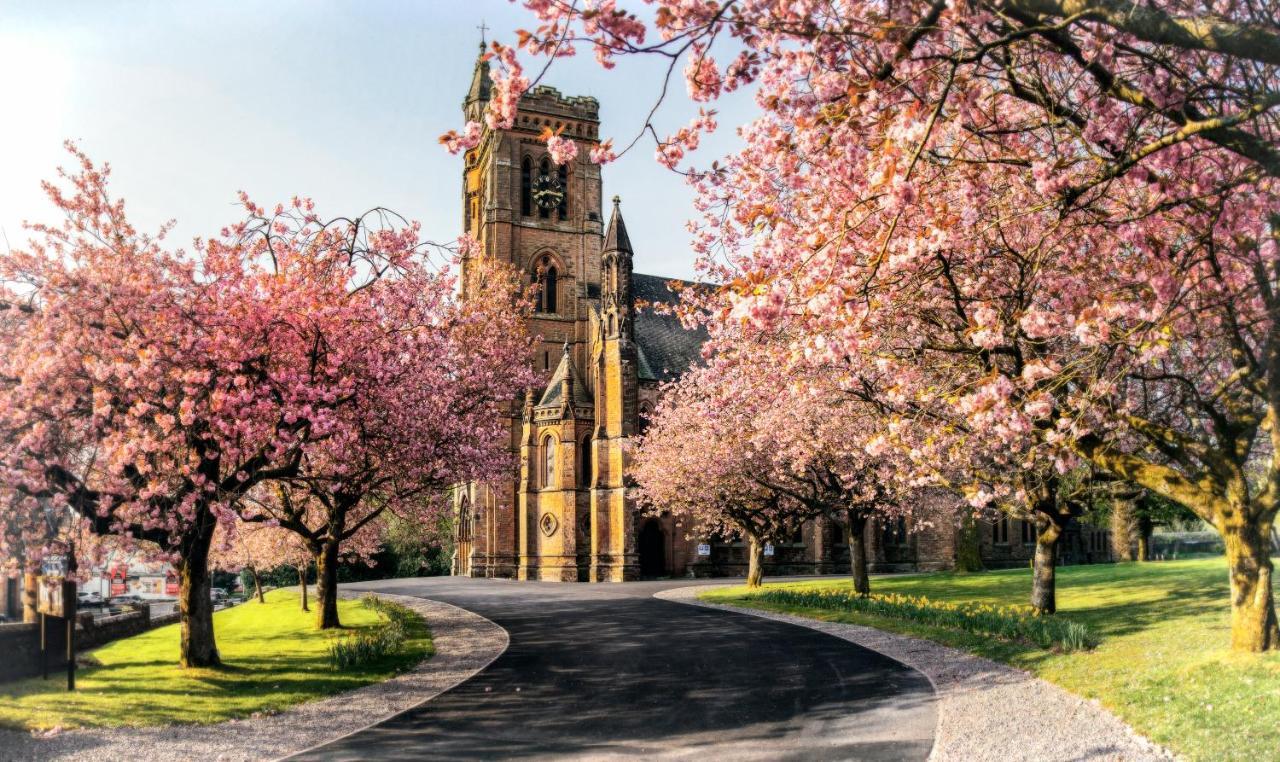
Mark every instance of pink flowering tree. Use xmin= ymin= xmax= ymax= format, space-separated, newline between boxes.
xmin=633 ymin=365 xmax=790 ymax=588
xmin=0 ymin=148 xmax=432 ymax=666
xmin=725 ymin=342 xmax=919 ymax=595
xmin=635 ymin=336 xmax=914 ymax=589
xmin=211 ymin=518 xmax=310 ymax=606
xmin=494 ymin=0 xmax=1280 ymax=652
xmin=244 ymin=256 xmax=535 ymax=628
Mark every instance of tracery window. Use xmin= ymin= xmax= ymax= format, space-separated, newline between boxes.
xmin=533 ymin=255 xmax=558 ymax=313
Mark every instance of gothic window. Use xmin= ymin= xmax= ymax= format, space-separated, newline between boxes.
xmin=520 ymin=156 xmax=532 ymax=216
xmin=533 ymin=255 xmax=558 ymax=313
xmin=637 ymin=402 xmax=652 ymax=434
xmin=458 ymin=496 xmax=472 ymax=542
xmin=1021 ymin=519 xmax=1035 ymax=545
xmin=578 ymin=436 xmax=592 ymax=488
xmin=993 ymin=517 xmax=1010 ymax=545
xmin=557 ymin=165 xmax=568 ymax=220
xmin=538 ymin=158 xmax=552 ymax=219
xmin=881 ymin=516 xmax=908 ymax=547
xmin=542 ymin=435 xmax=556 ymax=488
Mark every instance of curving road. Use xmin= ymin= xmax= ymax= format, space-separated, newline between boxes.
xmin=288 ymin=577 xmax=936 ymax=761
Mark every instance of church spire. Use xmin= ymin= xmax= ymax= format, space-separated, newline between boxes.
xmin=602 ymin=195 xmax=632 ymax=255
xmin=601 ymin=196 xmax=634 ymax=343
xmin=463 ymin=40 xmax=493 ymax=111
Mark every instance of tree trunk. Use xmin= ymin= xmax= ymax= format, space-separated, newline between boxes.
xmin=1111 ymin=499 xmax=1136 ymax=561
xmin=315 ymin=540 xmax=341 ymax=629
xmin=298 ymin=565 xmax=310 ymax=612
xmin=1223 ymin=521 xmax=1280 ymax=652
xmin=745 ymin=535 xmax=764 ymax=589
xmin=845 ymin=511 xmax=870 ymax=596
xmin=955 ymin=512 xmax=985 ymax=573
xmin=22 ymin=571 xmax=38 ymax=623
xmin=1031 ymin=517 xmax=1062 ymax=615
xmin=1137 ymin=515 xmax=1154 ymax=562
xmin=250 ymin=567 xmax=264 ymax=603
xmin=176 ymin=528 xmax=220 ymax=668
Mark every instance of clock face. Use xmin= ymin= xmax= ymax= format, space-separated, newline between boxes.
xmin=532 ymin=174 xmax=564 ymax=210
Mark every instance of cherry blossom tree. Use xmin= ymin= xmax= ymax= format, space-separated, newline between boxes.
xmin=633 ymin=369 xmax=789 ymax=588
xmin=634 ymin=336 xmax=914 ymax=589
xmin=0 ymin=147 xmax=434 ymax=666
xmin=488 ymin=0 xmax=1280 ymax=652
xmin=732 ymin=345 xmax=919 ymax=595
xmin=244 ymin=256 xmax=535 ymax=628
xmin=211 ymin=519 xmax=310 ymax=605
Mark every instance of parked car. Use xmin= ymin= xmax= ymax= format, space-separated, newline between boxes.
xmin=77 ymin=591 xmax=103 ymax=604
xmin=210 ymin=588 xmax=228 ymax=602
xmin=111 ymin=594 xmax=144 ymax=605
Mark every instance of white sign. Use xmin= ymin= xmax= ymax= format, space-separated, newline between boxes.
xmin=696 ymin=543 xmax=711 ymax=557
xmin=763 ymin=543 xmax=775 ymax=557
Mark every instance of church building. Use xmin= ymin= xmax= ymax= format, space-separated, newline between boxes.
xmin=450 ymin=46 xmax=709 ymax=582
xmin=449 ymin=48 xmax=1117 ymax=581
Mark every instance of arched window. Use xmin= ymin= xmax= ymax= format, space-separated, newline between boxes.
xmin=520 ymin=157 xmax=532 ymax=216
xmin=533 ymin=255 xmax=558 ymax=313
xmin=578 ymin=436 xmax=592 ymax=488
xmin=881 ymin=516 xmax=908 ymax=547
xmin=538 ymin=158 xmax=552 ymax=219
xmin=458 ymin=496 xmax=472 ymax=542
xmin=557 ymin=165 xmax=568 ymax=220
xmin=992 ymin=517 xmax=1010 ymax=545
xmin=542 ymin=435 xmax=556 ymax=488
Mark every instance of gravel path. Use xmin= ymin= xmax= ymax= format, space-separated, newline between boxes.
xmin=655 ymin=586 xmax=1175 ymax=762
xmin=0 ymin=590 xmax=509 ymax=762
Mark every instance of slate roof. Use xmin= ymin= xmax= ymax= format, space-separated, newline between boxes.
xmin=632 ymin=273 xmax=710 ymax=383
xmin=537 ymin=345 xmax=594 ymax=408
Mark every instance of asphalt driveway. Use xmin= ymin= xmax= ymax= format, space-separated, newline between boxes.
xmin=288 ymin=577 xmax=936 ymax=761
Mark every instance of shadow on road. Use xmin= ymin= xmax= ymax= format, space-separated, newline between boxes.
xmin=290 ymin=578 xmax=936 ymax=761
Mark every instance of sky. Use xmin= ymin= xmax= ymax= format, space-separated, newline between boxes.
xmin=0 ymin=1 xmax=755 ymax=281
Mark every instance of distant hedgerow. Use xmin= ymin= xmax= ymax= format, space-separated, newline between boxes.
xmin=751 ymin=589 xmax=1097 ymax=652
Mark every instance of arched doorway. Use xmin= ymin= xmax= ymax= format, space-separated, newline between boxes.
xmin=639 ymin=519 xmax=666 ymax=578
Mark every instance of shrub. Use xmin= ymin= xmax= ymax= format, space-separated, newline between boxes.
xmin=751 ymin=589 xmax=1098 ymax=652
xmin=327 ymin=597 xmax=417 ymax=669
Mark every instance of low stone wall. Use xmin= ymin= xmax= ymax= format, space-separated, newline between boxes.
xmin=0 ymin=620 xmax=68 ymax=683
xmin=0 ymin=605 xmax=180 ymax=683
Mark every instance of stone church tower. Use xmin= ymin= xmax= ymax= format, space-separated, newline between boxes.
xmin=452 ymin=45 xmax=702 ymax=582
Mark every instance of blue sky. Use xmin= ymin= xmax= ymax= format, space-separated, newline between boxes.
xmin=0 ymin=1 xmax=754 ymax=280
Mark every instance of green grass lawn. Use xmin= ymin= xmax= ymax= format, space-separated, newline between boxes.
xmin=701 ymin=557 xmax=1280 ymax=762
xmin=0 ymin=589 xmax=432 ymax=730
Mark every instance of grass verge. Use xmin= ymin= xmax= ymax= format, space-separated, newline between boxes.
xmin=0 ymin=588 xmax=433 ymax=730
xmin=700 ymin=557 xmax=1280 ymax=762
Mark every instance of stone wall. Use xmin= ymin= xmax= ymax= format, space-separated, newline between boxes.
xmin=0 ymin=619 xmax=68 ymax=683
xmin=0 ymin=604 xmax=179 ymax=683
